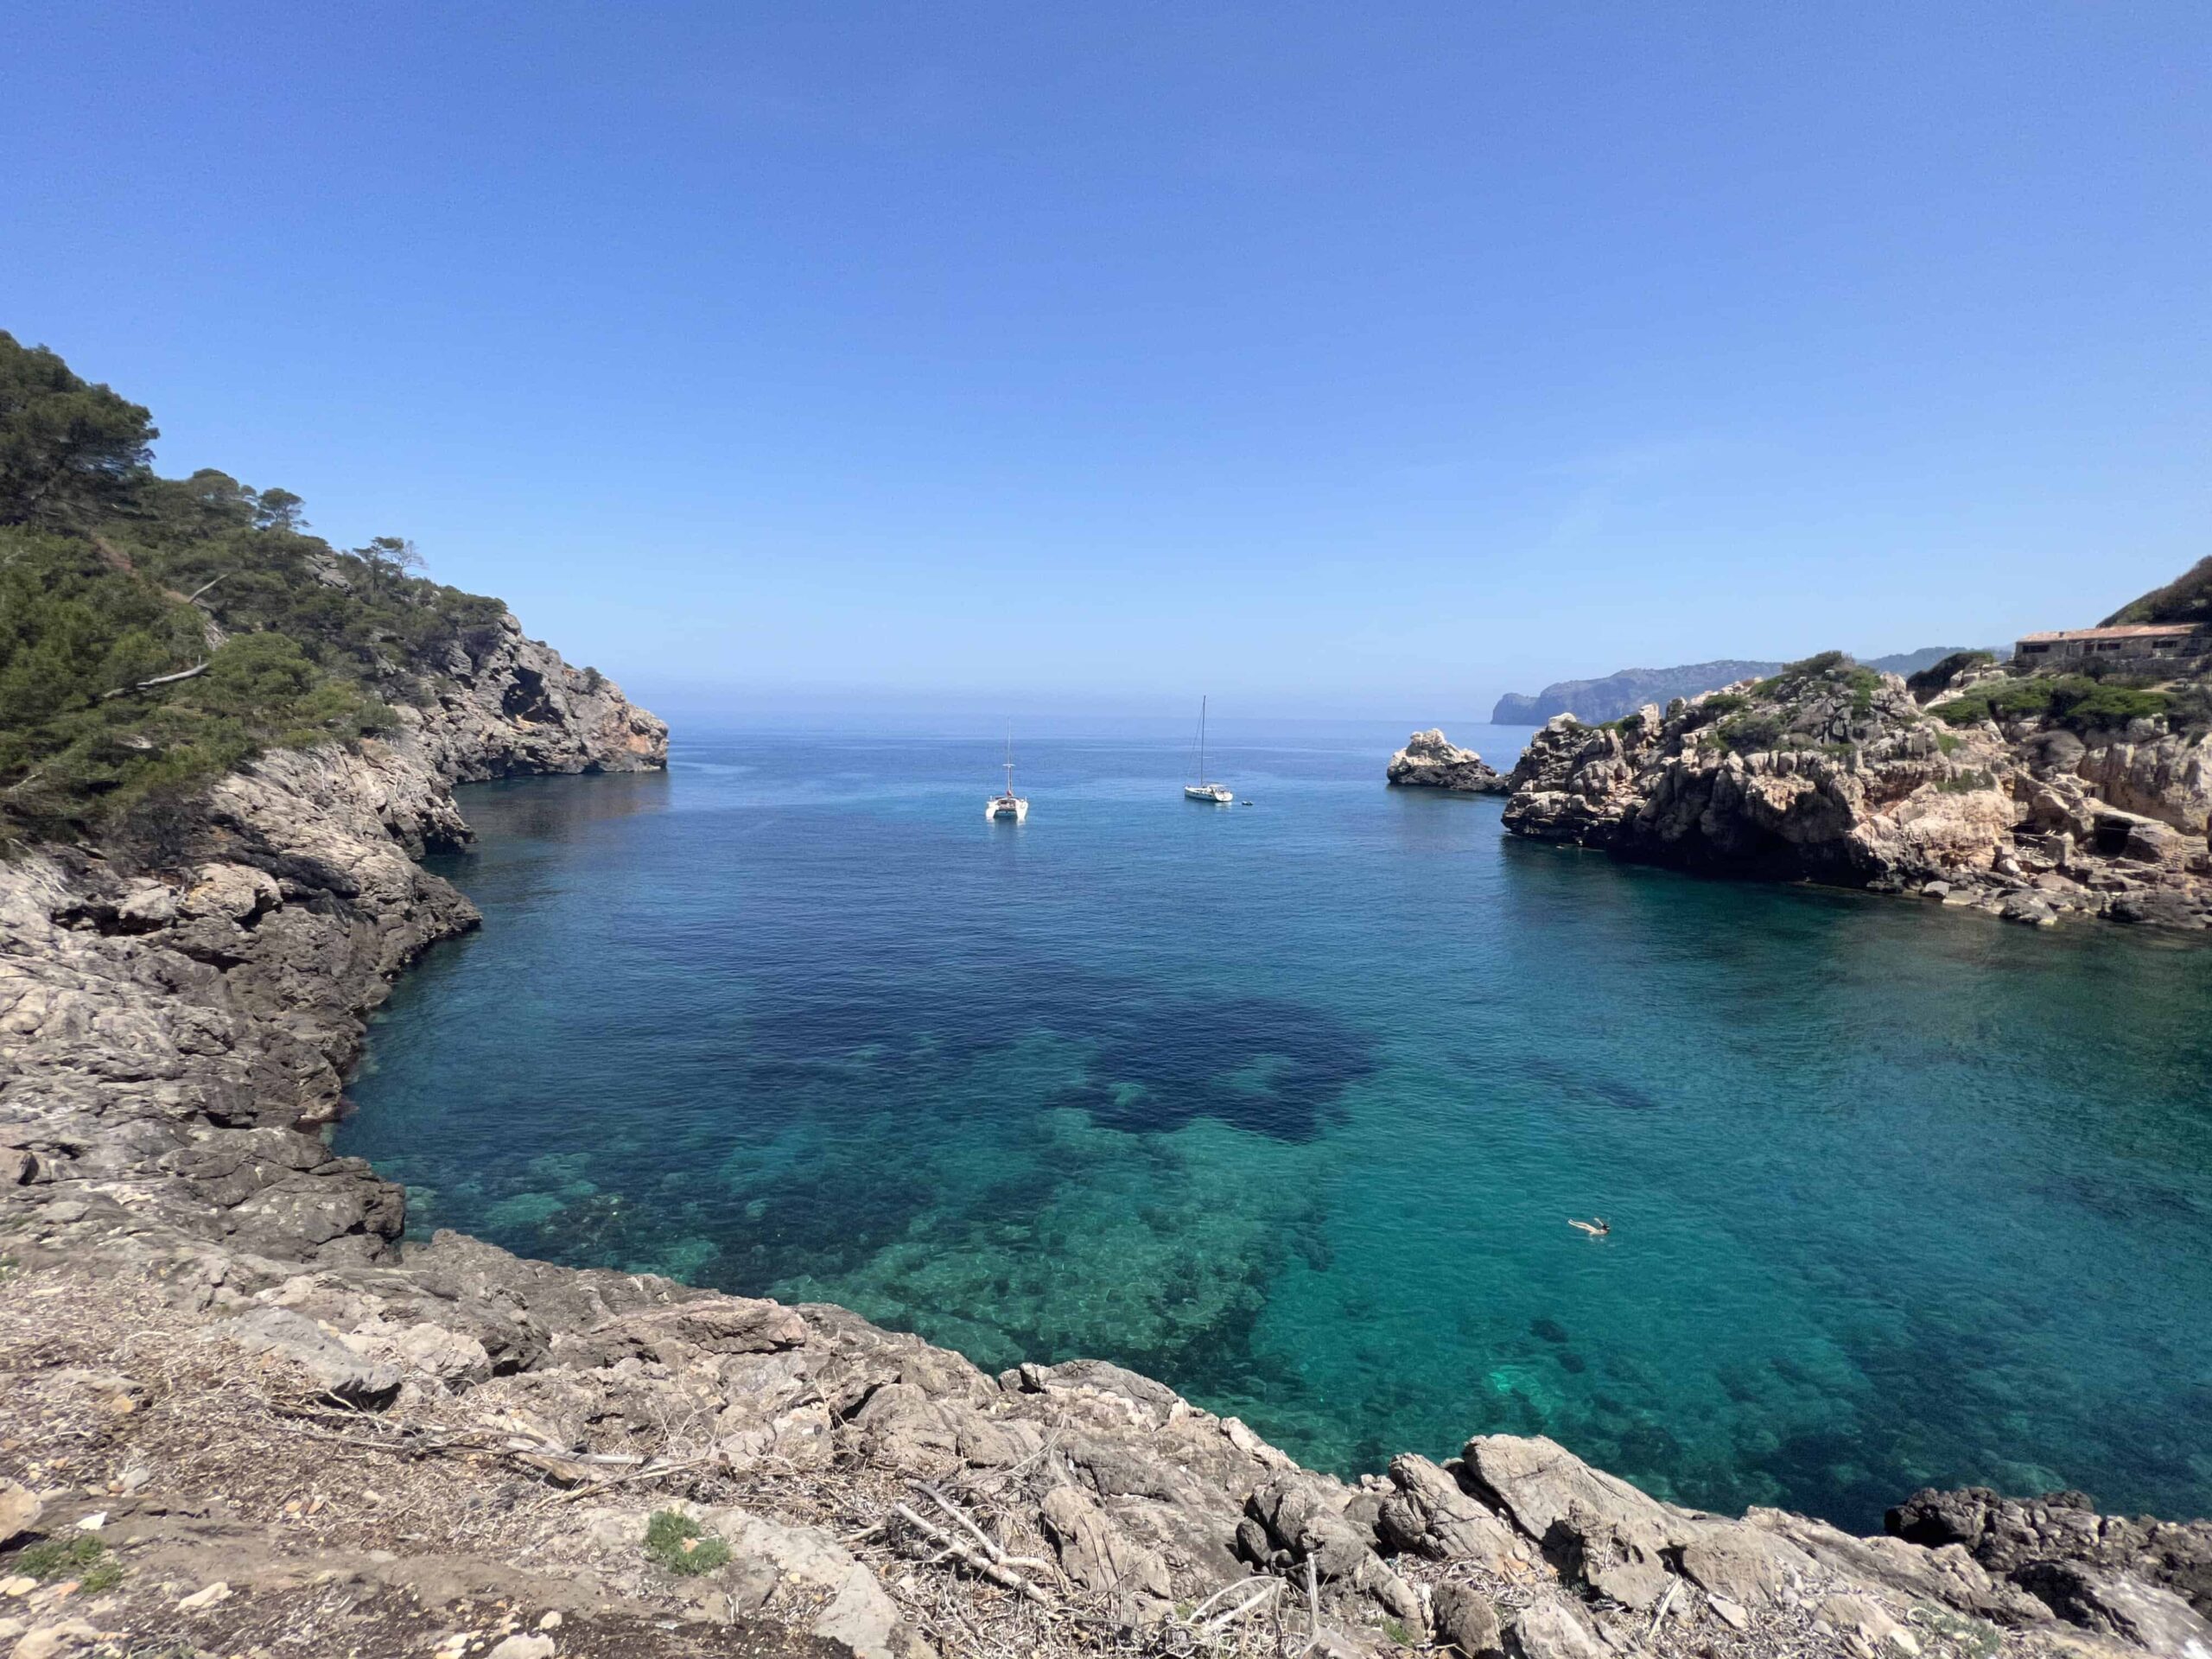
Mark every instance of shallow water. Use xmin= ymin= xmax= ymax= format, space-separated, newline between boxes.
xmin=337 ymin=718 xmax=2212 ymax=1531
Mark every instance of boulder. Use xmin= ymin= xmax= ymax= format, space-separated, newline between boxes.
xmin=1502 ymin=1599 xmax=1605 ymax=1659
xmin=700 ymin=1505 xmax=914 ymax=1659
xmin=1249 ymin=1477 xmax=1375 ymax=1583
xmin=1039 ymin=1485 xmax=1173 ymax=1602
xmin=1431 ymin=1582 xmax=1503 ymax=1657
xmin=212 ymin=1306 xmax=402 ymax=1408
xmin=1459 ymin=1435 xmax=1678 ymax=1605
xmin=0 ymin=1482 xmax=41 ymax=1546
xmin=561 ymin=1297 xmax=808 ymax=1366
xmin=1675 ymin=1524 xmax=1810 ymax=1608
xmin=1811 ymin=1592 xmax=1921 ymax=1654
xmin=1374 ymin=1454 xmax=1528 ymax=1571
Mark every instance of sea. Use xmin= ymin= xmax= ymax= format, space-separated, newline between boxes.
xmin=334 ymin=715 xmax=2212 ymax=1534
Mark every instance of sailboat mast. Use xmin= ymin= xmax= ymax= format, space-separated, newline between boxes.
xmin=1199 ymin=696 xmax=1206 ymax=785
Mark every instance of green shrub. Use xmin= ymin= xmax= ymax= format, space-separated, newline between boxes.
xmin=1751 ymin=650 xmax=1852 ymax=698
xmin=2165 ymin=683 xmax=2212 ymax=735
xmin=1933 ymin=674 xmax=2167 ymax=732
xmin=2102 ymin=555 xmax=2212 ymax=626
xmin=0 ymin=334 xmax=510 ymax=842
xmin=1907 ymin=650 xmax=1996 ymax=701
xmin=1693 ymin=693 xmax=1750 ymax=724
xmin=644 ymin=1510 xmax=731 ymax=1576
xmin=1782 ymin=649 xmax=1850 ymax=677
xmin=1714 ymin=711 xmax=1787 ymax=753
xmin=2058 ymin=683 xmax=2169 ymax=726
xmin=15 ymin=1534 xmax=119 ymax=1590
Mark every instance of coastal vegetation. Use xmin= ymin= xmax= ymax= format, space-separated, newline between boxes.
xmin=0 ymin=331 xmax=507 ymax=841
xmin=1906 ymin=649 xmax=1997 ymax=700
xmin=642 ymin=1510 xmax=732 ymax=1577
xmin=1491 ymin=647 xmax=1971 ymax=725
xmin=2102 ymin=554 xmax=2212 ymax=626
xmin=1930 ymin=673 xmax=2171 ymax=732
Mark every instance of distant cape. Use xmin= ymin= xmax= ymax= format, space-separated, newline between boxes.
xmin=1491 ymin=648 xmax=1972 ymax=724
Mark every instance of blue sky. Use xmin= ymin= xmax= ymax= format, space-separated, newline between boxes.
xmin=5 ymin=3 xmax=2206 ymax=718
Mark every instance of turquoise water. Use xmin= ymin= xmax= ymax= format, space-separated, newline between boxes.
xmin=337 ymin=718 xmax=2212 ymax=1532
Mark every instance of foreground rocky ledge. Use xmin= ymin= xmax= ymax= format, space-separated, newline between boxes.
xmin=3 ymin=645 xmax=2206 ymax=1658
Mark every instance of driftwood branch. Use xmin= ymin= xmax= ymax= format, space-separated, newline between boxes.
xmin=912 ymin=1483 xmax=1058 ymax=1575
xmin=1647 ymin=1577 xmax=1680 ymax=1637
xmin=1195 ymin=1578 xmax=1279 ymax=1632
xmin=101 ymin=661 xmax=208 ymax=700
xmin=893 ymin=1502 xmax=1058 ymax=1607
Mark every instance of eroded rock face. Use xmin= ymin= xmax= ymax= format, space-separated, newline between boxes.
xmin=1890 ymin=1486 xmax=2212 ymax=1626
xmin=405 ymin=615 xmax=669 ymax=784
xmin=1387 ymin=729 xmax=1511 ymax=793
xmin=0 ymin=617 xmax=663 ymax=1264
xmin=1494 ymin=662 xmax=2212 ymax=928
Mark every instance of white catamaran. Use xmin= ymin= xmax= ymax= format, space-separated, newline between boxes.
xmin=1185 ymin=696 xmax=1234 ymax=804
xmin=987 ymin=734 xmax=1029 ymax=822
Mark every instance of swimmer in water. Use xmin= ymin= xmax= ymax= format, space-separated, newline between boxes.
xmin=1568 ymin=1217 xmax=1611 ymax=1237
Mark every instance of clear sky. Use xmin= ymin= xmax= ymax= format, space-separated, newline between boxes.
xmin=5 ymin=3 xmax=2206 ymax=718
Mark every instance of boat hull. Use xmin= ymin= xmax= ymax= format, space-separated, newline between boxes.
xmin=987 ymin=796 xmax=1030 ymax=822
xmin=1184 ymin=785 xmax=1234 ymax=804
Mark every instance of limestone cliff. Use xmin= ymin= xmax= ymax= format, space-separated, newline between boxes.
xmin=1497 ymin=654 xmax=2212 ymax=930
xmin=0 ymin=614 xmax=663 ymax=1262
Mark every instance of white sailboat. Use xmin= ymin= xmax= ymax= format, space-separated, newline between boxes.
xmin=986 ymin=734 xmax=1029 ymax=822
xmin=1184 ymin=696 xmax=1234 ymax=804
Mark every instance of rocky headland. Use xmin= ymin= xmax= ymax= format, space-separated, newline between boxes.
xmin=1387 ymin=730 xmax=1510 ymax=794
xmin=2 ymin=644 xmax=2208 ymax=1659
xmin=1491 ymin=652 xmax=1972 ymax=728
xmin=1489 ymin=649 xmax=2212 ymax=931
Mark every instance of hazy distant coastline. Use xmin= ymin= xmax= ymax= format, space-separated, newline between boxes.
xmin=1491 ymin=647 xmax=1972 ymax=724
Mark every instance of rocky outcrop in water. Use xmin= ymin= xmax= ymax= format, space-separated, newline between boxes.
xmin=1497 ymin=655 xmax=2212 ymax=929
xmin=1387 ymin=729 xmax=1510 ymax=793
xmin=1 ymin=628 xmax=2202 ymax=1656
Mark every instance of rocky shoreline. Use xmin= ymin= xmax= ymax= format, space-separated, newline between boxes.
xmin=3 ymin=638 xmax=2208 ymax=1659
xmin=1399 ymin=654 xmax=2212 ymax=931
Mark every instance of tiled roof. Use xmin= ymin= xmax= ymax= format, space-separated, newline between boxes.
xmin=2017 ymin=624 xmax=2207 ymax=644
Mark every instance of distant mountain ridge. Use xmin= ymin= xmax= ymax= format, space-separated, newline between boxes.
xmin=1491 ymin=648 xmax=1973 ymax=724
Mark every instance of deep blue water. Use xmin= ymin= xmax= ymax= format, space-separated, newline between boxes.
xmin=336 ymin=718 xmax=2212 ymax=1532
